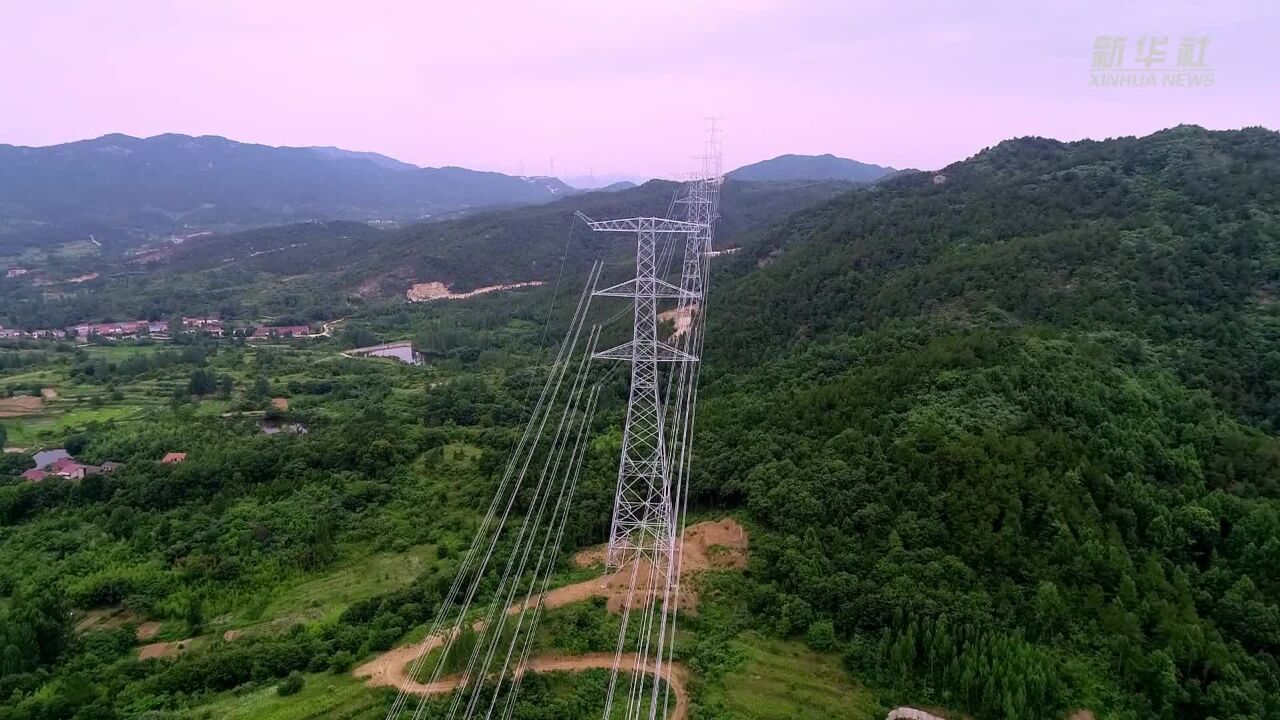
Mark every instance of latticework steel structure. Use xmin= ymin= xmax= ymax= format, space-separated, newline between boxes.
xmin=575 ymin=214 xmax=702 ymax=571
xmin=380 ymin=126 xmax=723 ymax=720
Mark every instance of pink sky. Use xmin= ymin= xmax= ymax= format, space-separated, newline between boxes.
xmin=1 ymin=1 xmax=1276 ymax=178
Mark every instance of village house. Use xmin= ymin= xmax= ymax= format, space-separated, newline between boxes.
xmin=96 ymin=321 xmax=148 ymax=337
xmin=251 ymin=325 xmax=311 ymax=339
xmin=183 ymin=317 xmax=226 ymax=336
xmin=50 ymin=457 xmax=102 ymax=480
xmin=161 ymin=452 xmax=187 ymax=464
xmin=65 ymin=320 xmax=153 ymax=339
xmin=24 ymin=449 xmax=120 ymax=482
xmin=6 ymin=267 xmax=28 ymax=278
xmin=260 ymin=420 xmax=309 ymax=436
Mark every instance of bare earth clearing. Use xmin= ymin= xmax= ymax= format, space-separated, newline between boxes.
xmin=657 ymin=305 xmax=698 ymax=340
xmin=139 ymin=639 xmax=193 ymax=660
xmin=0 ymin=396 xmax=44 ymax=417
xmin=355 ymin=519 xmax=748 ymax=718
xmin=887 ymin=708 xmax=950 ymax=720
xmin=135 ymin=621 xmax=163 ymax=641
xmin=406 ymin=280 xmax=545 ymax=302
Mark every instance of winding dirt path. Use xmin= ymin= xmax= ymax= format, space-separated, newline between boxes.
xmin=360 ymin=647 xmax=688 ymax=720
xmin=354 ymin=519 xmax=746 ymax=718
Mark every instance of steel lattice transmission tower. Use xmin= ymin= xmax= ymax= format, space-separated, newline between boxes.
xmin=676 ymin=119 xmax=723 ymax=301
xmin=576 ymin=120 xmax=724 ymax=576
xmin=573 ymin=214 xmax=704 ymax=570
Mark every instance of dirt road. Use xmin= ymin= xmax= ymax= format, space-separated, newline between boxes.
xmin=359 ymin=648 xmax=689 ymax=720
xmin=355 ymin=519 xmax=746 ymax=717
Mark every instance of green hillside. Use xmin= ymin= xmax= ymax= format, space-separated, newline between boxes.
xmin=0 ymin=178 xmax=852 ymax=330
xmin=696 ymin=125 xmax=1280 ymax=718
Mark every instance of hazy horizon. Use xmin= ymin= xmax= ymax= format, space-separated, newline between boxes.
xmin=2 ymin=0 xmax=1276 ymax=178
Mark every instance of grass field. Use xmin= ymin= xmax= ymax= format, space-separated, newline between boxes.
xmin=702 ymin=633 xmax=881 ymax=720
xmin=2 ymin=404 xmax=149 ymax=446
xmin=226 ymin=544 xmax=437 ymax=631
xmin=0 ymin=343 xmax=221 ymax=446
xmin=188 ymin=672 xmax=391 ymax=720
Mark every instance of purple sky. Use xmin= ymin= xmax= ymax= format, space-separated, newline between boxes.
xmin=2 ymin=1 xmax=1276 ymax=178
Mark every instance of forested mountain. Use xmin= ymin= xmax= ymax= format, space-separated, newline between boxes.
xmin=597 ymin=180 xmax=640 ymax=192
xmin=696 ymin=125 xmax=1280 ymax=718
xmin=0 ymin=134 xmax=574 ymax=251
xmin=3 ymin=125 xmax=1279 ymax=720
xmin=727 ymin=153 xmax=897 ymax=183
xmin=0 ymin=179 xmax=853 ymax=329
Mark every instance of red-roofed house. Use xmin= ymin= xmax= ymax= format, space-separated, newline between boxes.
xmin=96 ymin=321 xmax=147 ymax=337
xmin=161 ymin=452 xmax=187 ymax=464
xmin=50 ymin=457 xmax=79 ymax=474
xmin=51 ymin=457 xmax=100 ymax=480
xmin=21 ymin=468 xmax=47 ymax=482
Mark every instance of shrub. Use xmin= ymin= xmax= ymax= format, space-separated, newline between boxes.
xmin=329 ymin=650 xmax=354 ymax=673
xmin=276 ymin=671 xmax=304 ymax=697
xmin=806 ymin=619 xmax=836 ymax=652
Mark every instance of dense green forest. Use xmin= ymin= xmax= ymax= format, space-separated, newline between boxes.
xmin=2 ymin=125 xmax=1279 ymax=720
xmin=695 ymin=125 xmax=1280 ymax=718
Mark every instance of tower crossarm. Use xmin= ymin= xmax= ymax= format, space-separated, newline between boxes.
xmin=574 ymin=212 xmax=704 ymax=234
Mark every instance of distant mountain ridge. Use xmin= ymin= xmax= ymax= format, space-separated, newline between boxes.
xmin=0 ymin=133 xmax=577 ymax=250
xmin=727 ymin=153 xmax=896 ymax=183
xmin=0 ymin=177 xmax=858 ymax=329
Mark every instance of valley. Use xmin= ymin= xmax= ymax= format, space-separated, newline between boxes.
xmin=1 ymin=125 xmax=1279 ymax=720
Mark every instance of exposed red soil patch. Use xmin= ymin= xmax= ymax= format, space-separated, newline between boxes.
xmin=135 ymin=621 xmax=162 ymax=641
xmin=407 ymin=280 xmax=545 ymax=302
xmin=888 ymin=709 xmax=950 ymax=720
xmin=657 ymin=305 xmax=698 ymax=340
xmin=570 ymin=517 xmax=747 ymax=612
xmin=0 ymin=396 xmax=43 ymax=417
xmin=138 ymin=639 xmax=189 ymax=660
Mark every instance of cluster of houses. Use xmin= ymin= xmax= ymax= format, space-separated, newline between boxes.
xmin=21 ymin=449 xmax=123 ymax=483
xmin=0 ymin=318 xmax=314 ymax=342
xmin=19 ymin=448 xmax=187 ymax=483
